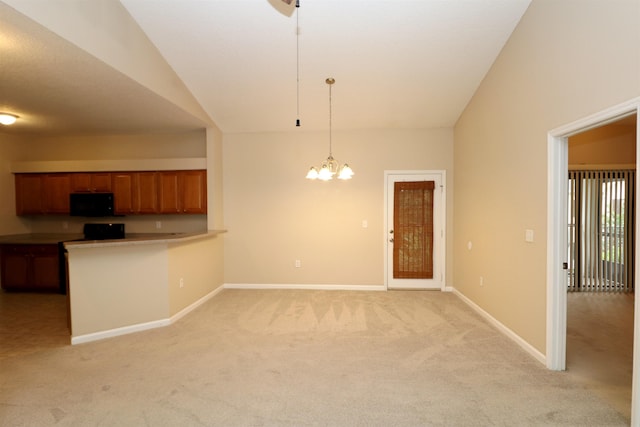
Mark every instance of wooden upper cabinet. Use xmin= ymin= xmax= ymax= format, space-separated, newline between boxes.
xmin=158 ymin=170 xmax=207 ymax=214
xmin=112 ymin=172 xmax=135 ymax=214
xmin=15 ymin=174 xmax=44 ymax=215
xmin=158 ymin=171 xmax=181 ymax=214
xmin=182 ymin=170 xmax=207 ymax=214
xmin=42 ymin=174 xmax=71 ymax=214
xmin=70 ymin=173 xmax=111 ymax=192
xmin=15 ymin=170 xmax=206 ymax=216
xmin=15 ymin=173 xmax=70 ymax=215
xmin=135 ymin=172 xmax=159 ymax=214
xmin=112 ymin=172 xmax=159 ymax=215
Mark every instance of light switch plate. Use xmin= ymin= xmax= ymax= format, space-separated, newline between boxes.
xmin=525 ymin=229 xmax=534 ymax=242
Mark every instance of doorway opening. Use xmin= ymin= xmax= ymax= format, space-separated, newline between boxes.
xmin=565 ymin=117 xmax=636 ymax=419
xmin=547 ymin=97 xmax=639 ymax=421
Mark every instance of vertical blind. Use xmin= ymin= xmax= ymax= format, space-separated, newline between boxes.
xmin=567 ymin=170 xmax=635 ymax=292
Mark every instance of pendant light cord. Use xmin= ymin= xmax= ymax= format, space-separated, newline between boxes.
xmin=328 ymin=81 xmax=332 ymax=156
xmin=295 ymin=0 xmax=301 ymax=127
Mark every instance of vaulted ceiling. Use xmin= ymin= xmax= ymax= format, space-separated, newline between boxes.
xmin=0 ymin=0 xmax=532 ymax=135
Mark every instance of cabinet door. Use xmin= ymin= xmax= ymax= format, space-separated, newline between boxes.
xmin=158 ymin=172 xmax=181 ymax=214
xmin=43 ymin=174 xmax=71 ymax=214
xmin=112 ymin=173 xmax=134 ymax=214
xmin=71 ymin=173 xmax=112 ymax=192
xmin=70 ymin=173 xmax=92 ymax=192
xmin=15 ymin=174 xmax=43 ymax=215
xmin=90 ymin=173 xmax=112 ymax=192
xmin=135 ymin=172 xmax=159 ymax=214
xmin=32 ymin=248 xmax=60 ymax=291
xmin=1 ymin=246 xmax=30 ymax=290
xmin=182 ymin=170 xmax=207 ymax=214
xmin=1 ymin=245 xmax=60 ymax=292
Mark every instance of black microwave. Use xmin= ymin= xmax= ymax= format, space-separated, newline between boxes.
xmin=69 ymin=192 xmax=115 ymax=217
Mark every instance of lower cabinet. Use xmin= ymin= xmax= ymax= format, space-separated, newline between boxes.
xmin=0 ymin=244 xmax=60 ymax=292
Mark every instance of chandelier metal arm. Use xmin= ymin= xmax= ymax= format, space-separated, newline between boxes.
xmin=305 ymin=77 xmax=353 ymax=181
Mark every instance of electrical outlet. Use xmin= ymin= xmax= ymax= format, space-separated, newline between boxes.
xmin=362 ymin=220 xmax=368 ymax=228
xmin=295 ymin=260 xmax=301 ymax=268
xmin=480 ymin=276 xmax=484 ymax=286
xmin=179 ymin=278 xmax=184 ymax=288
xmin=62 ymin=221 xmax=69 ymax=230
xmin=156 ymin=221 xmax=162 ymax=229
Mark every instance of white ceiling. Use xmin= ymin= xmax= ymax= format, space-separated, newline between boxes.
xmin=1 ymin=0 xmax=533 ymax=135
xmin=0 ymin=1 xmax=209 ymax=135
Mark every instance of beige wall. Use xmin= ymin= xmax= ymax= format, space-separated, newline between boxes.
xmin=454 ymin=0 xmax=640 ymax=353
xmin=569 ymin=120 xmax=636 ymax=167
xmin=0 ymin=133 xmax=31 ymax=235
xmin=223 ymin=128 xmax=453 ymax=286
xmin=206 ymin=126 xmax=225 ymax=231
xmin=68 ymin=243 xmax=169 ymax=337
xmin=15 ymin=131 xmax=206 ymax=161
xmin=67 ymin=234 xmax=224 ymax=340
xmin=168 ymin=235 xmax=224 ymax=315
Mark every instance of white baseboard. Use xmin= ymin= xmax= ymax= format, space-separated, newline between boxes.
xmin=452 ymin=288 xmax=546 ymax=366
xmin=71 ymin=285 xmax=225 ymax=345
xmin=170 ymin=285 xmax=225 ymax=323
xmin=71 ymin=319 xmax=171 ymax=345
xmin=224 ymin=283 xmax=387 ymax=291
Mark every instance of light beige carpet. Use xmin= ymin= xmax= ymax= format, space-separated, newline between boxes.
xmin=567 ymin=291 xmax=634 ymax=419
xmin=0 ymin=289 xmax=629 ymax=426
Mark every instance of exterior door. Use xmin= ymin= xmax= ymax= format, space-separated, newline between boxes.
xmin=385 ymin=171 xmax=445 ymax=290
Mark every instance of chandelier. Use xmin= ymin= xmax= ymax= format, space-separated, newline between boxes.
xmin=306 ymin=78 xmax=354 ymax=181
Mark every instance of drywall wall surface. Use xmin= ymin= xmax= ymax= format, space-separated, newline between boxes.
xmin=454 ymin=0 xmax=640 ymax=353
xmin=168 ymin=234 xmax=224 ymax=315
xmin=569 ymin=120 xmax=636 ymax=166
xmin=0 ymin=133 xmax=31 ymax=235
xmin=223 ymin=127 xmax=453 ymax=287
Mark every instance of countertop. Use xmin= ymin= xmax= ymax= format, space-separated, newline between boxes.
xmin=0 ymin=230 xmax=226 ymax=247
xmin=0 ymin=233 xmax=84 ymax=245
xmin=64 ymin=230 xmax=226 ymax=249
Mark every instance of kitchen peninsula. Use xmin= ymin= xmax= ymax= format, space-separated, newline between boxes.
xmin=65 ymin=230 xmax=225 ymax=344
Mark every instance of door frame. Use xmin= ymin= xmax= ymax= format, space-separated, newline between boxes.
xmin=547 ymin=98 xmax=639 ymax=421
xmin=384 ymin=170 xmax=446 ymax=291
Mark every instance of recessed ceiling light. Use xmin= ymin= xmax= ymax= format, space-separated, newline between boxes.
xmin=0 ymin=113 xmax=18 ymax=125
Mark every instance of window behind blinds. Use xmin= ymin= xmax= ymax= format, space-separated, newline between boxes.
xmin=568 ymin=170 xmax=636 ymax=292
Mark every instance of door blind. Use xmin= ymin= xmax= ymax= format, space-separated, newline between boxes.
xmin=567 ymin=170 xmax=635 ymax=292
xmin=393 ymin=181 xmax=434 ymax=279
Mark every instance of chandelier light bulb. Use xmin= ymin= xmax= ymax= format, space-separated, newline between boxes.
xmin=306 ymin=167 xmax=319 ymax=180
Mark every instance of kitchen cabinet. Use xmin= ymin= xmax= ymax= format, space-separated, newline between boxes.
xmin=0 ymin=244 xmax=60 ymax=292
xmin=135 ymin=172 xmax=160 ymax=214
xmin=158 ymin=170 xmax=207 ymax=214
xmin=70 ymin=172 xmax=112 ymax=192
xmin=112 ymin=172 xmax=135 ymax=214
xmin=15 ymin=174 xmax=43 ymax=214
xmin=15 ymin=170 xmax=206 ymax=216
xmin=15 ymin=173 xmax=71 ymax=215
xmin=43 ymin=174 xmax=71 ymax=213
xmin=112 ymin=172 xmax=159 ymax=214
